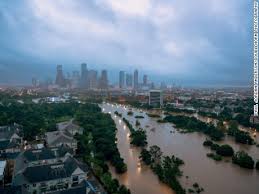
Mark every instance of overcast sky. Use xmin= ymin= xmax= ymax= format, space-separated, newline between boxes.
xmin=0 ymin=0 xmax=253 ymax=86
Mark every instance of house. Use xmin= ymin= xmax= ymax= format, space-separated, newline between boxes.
xmin=12 ymin=156 xmax=89 ymax=194
xmin=13 ymin=145 xmax=73 ymax=177
xmin=45 ymin=130 xmax=77 ymax=151
xmin=57 ymin=119 xmax=83 ymax=136
xmin=23 ymin=145 xmax=73 ymax=166
xmin=0 ymin=124 xmax=23 ymax=156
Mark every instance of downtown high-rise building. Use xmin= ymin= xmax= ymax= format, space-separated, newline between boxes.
xmin=119 ymin=71 xmax=125 ymax=89
xmin=32 ymin=77 xmax=38 ymax=87
xmin=55 ymin=65 xmax=66 ymax=87
xmin=143 ymin=74 xmax=148 ymax=85
xmin=134 ymin=69 xmax=138 ymax=90
xmin=71 ymin=71 xmax=80 ymax=89
xmin=88 ymin=70 xmax=98 ymax=89
xmin=80 ymin=63 xmax=88 ymax=88
xmin=99 ymin=70 xmax=109 ymax=89
xmin=126 ymin=73 xmax=133 ymax=87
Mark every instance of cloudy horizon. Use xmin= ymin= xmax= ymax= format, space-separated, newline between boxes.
xmin=0 ymin=0 xmax=253 ymax=87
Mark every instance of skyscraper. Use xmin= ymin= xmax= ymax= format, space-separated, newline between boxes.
xmin=134 ymin=69 xmax=138 ymax=90
xmin=143 ymin=74 xmax=148 ymax=85
xmin=126 ymin=73 xmax=133 ymax=87
xmin=81 ymin=63 xmax=88 ymax=88
xmin=32 ymin=77 xmax=37 ymax=87
xmin=99 ymin=70 xmax=108 ymax=89
xmin=55 ymin=65 xmax=66 ymax=87
xmin=71 ymin=71 xmax=80 ymax=89
xmin=119 ymin=71 xmax=125 ymax=89
xmin=88 ymin=70 xmax=98 ymax=89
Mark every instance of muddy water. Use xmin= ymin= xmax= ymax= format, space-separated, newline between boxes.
xmin=101 ymin=103 xmax=259 ymax=194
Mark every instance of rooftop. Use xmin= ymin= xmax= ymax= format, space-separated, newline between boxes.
xmin=45 ymin=130 xmax=76 ymax=146
xmin=13 ymin=156 xmax=88 ymax=185
xmin=23 ymin=157 xmax=84 ymax=183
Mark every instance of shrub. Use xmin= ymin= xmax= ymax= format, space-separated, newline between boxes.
xmin=216 ymin=144 xmax=234 ymax=157
xmin=203 ymin=139 xmax=213 ymax=147
xmin=206 ymin=153 xmax=222 ymax=161
xmin=232 ymin=151 xmax=254 ymax=169
xmin=210 ymin=143 xmax=220 ymax=151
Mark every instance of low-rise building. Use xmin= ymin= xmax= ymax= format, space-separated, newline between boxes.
xmin=14 ymin=145 xmax=73 ymax=173
xmin=0 ymin=124 xmax=23 ymax=156
xmin=57 ymin=119 xmax=83 ymax=136
xmin=45 ymin=130 xmax=77 ymax=151
xmin=12 ymin=155 xmax=88 ymax=194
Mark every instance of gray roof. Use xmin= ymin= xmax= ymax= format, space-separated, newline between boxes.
xmin=23 ymin=145 xmax=73 ymax=162
xmin=23 ymin=148 xmax=56 ymax=162
xmin=57 ymin=119 xmax=83 ymax=135
xmin=46 ymin=130 xmax=76 ymax=146
xmin=21 ymin=156 xmax=87 ymax=183
xmin=57 ymin=119 xmax=79 ymax=130
xmin=13 ymin=145 xmax=74 ymax=179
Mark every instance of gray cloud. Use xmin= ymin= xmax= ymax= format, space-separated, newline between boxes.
xmin=0 ymin=0 xmax=253 ymax=86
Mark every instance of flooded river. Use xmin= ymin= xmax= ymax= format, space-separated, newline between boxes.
xmin=101 ymin=103 xmax=259 ymax=194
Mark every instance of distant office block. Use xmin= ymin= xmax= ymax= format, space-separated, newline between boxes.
xmin=143 ymin=74 xmax=148 ymax=85
xmin=80 ymin=63 xmax=88 ymax=88
xmin=55 ymin=65 xmax=66 ymax=87
xmin=99 ymin=70 xmax=109 ymax=89
xmin=149 ymin=90 xmax=163 ymax=107
xmin=119 ymin=71 xmax=125 ymax=89
xmin=87 ymin=70 xmax=98 ymax=89
xmin=126 ymin=73 xmax=133 ymax=87
xmin=134 ymin=69 xmax=139 ymax=90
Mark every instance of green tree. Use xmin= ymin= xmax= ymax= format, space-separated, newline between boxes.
xmin=150 ymin=145 xmax=163 ymax=164
xmin=227 ymin=120 xmax=239 ymax=136
xmin=216 ymin=144 xmax=234 ymax=157
xmin=140 ymin=149 xmax=152 ymax=165
xmin=232 ymin=151 xmax=255 ymax=169
xmin=203 ymin=139 xmax=213 ymax=147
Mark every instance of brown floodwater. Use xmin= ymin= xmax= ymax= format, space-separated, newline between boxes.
xmin=101 ymin=103 xmax=259 ymax=194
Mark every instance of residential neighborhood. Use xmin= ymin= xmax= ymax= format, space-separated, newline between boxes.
xmin=0 ymin=120 xmax=106 ymax=194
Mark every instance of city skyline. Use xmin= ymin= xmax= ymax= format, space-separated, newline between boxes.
xmin=0 ymin=0 xmax=252 ymax=87
xmin=51 ymin=63 xmax=156 ymax=90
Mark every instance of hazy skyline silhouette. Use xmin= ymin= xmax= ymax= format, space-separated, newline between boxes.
xmin=0 ymin=0 xmax=253 ymax=86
